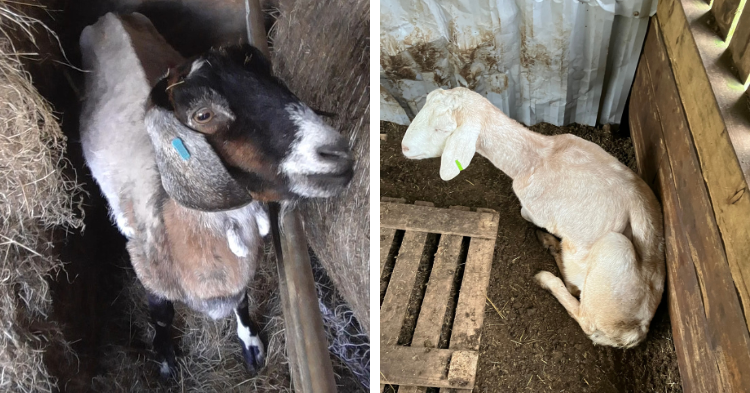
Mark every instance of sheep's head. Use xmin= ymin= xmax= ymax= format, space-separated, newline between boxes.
xmin=145 ymin=44 xmax=353 ymax=211
xmin=401 ymin=87 xmax=481 ymax=181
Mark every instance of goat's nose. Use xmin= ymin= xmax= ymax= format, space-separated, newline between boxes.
xmin=317 ymin=143 xmax=351 ymax=162
xmin=402 ymin=144 xmax=410 ymax=153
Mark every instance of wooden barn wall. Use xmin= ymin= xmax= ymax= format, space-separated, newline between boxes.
xmin=629 ymin=17 xmax=750 ymax=393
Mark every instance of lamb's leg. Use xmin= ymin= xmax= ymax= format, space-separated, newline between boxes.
xmin=147 ymin=294 xmax=176 ymax=380
xmin=534 ymin=271 xmax=590 ymax=333
xmin=234 ymin=291 xmax=265 ymax=375
xmin=535 ymin=230 xmax=585 ymax=297
xmin=536 ymin=230 xmax=566 ymax=276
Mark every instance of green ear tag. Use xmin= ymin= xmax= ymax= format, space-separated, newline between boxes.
xmin=456 ymin=160 xmax=464 ymax=171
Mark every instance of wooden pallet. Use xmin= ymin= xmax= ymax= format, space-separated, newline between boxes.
xmin=380 ymin=198 xmax=500 ymax=392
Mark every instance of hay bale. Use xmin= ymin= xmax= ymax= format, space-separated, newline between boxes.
xmin=271 ymin=0 xmax=371 ymax=336
xmin=0 ymin=1 xmax=84 ymax=391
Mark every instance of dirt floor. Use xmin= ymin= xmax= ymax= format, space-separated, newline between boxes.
xmin=380 ymin=121 xmax=682 ymax=393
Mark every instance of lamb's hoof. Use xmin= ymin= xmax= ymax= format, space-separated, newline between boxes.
xmin=157 ymin=352 xmax=177 ymax=381
xmin=241 ymin=337 xmax=266 ymax=376
xmin=535 ymin=230 xmax=560 ymax=253
xmin=534 ymin=270 xmax=555 ymax=289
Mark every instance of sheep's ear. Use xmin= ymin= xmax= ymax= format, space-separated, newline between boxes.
xmin=439 ymin=122 xmax=480 ymax=181
xmin=145 ymin=107 xmax=253 ymax=211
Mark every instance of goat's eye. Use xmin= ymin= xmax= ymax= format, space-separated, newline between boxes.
xmin=193 ymin=108 xmax=214 ymax=124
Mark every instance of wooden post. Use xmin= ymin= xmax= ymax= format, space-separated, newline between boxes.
xmin=245 ymin=1 xmax=336 ymax=390
xmin=270 ymin=203 xmax=338 ymax=393
xmin=244 ymin=0 xmax=270 ymax=56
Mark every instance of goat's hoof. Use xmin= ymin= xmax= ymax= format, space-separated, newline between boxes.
xmin=241 ymin=338 xmax=266 ymax=376
xmin=157 ymin=354 xmax=177 ymax=382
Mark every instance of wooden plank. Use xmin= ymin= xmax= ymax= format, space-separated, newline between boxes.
xmin=381 ymin=202 xmax=499 ymax=239
xmin=658 ymin=0 xmax=750 ymax=331
xmin=629 ymin=49 xmax=666 ymax=190
xmin=710 ymin=0 xmax=743 ymax=40
xmin=447 ymin=238 xmax=495 ymax=351
xmin=380 ymin=227 xmax=397 ymax=279
xmin=399 ymin=234 xmax=464 ymax=393
xmin=659 ymin=157 xmax=725 ymax=393
xmin=630 ymin=25 xmax=727 ymax=392
xmin=274 ymin=208 xmax=337 ymax=393
xmin=381 ymin=230 xmax=428 ymax=345
xmin=642 ymin=20 xmax=750 ymax=392
xmin=380 ymin=346 xmax=478 ymax=389
xmin=440 ymin=237 xmax=495 ymax=393
xmin=729 ymin=6 xmax=750 ymax=82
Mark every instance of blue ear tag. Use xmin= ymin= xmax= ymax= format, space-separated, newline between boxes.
xmin=171 ymin=138 xmax=191 ymax=160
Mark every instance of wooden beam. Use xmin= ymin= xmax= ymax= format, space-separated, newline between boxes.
xmin=659 ymin=155 xmax=725 ymax=393
xmin=629 ymin=48 xmax=666 ymax=191
xmin=380 ymin=228 xmax=397 ymax=278
xmin=447 ymin=237 xmax=495 ymax=352
xmin=729 ymin=6 xmax=750 ymax=82
xmin=646 ymin=21 xmax=750 ymax=391
xmin=272 ymin=207 xmax=337 ymax=393
xmin=381 ymin=202 xmax=500 ymax=239
xmin=244 ymin=0 xmax=269 ymax=56
xmin=657 ymin=0 xmax=750 ymax=331
xmin=412 ymin=210 xmax=466 ymax=347
xmin=380 ymin=346 xmax=478 ymax=389
xmin=400 ymin=233 xmax=463 ymax=393
xmin=629 ymin=20 xmax=750 ymax=392
xmin=710 ymin=0 xmax=743 ymax=40
xmin=381 ymin=230 xmax=429 ymax=345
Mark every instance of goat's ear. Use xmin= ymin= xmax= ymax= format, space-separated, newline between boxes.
xmin=439 ymin=121 xmax=480 ymax=181
xmin=145 ymin=107 xmax=253 ymax=211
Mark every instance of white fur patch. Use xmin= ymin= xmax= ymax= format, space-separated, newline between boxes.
xmin=251 ymin=204 xmax=270 ymax=236
xmin=227 ymin=226 xmax=249 ymax=257
xmin=188 ymin=59 xmax=206 ymax=77
xmin=280 ymin=104 xmax=342 ymax=176
xmin=234 ymin=310 xmax=264 ymax=357
xmin=159 ymin=360 xmax=170 ymax=376
xmin=115 ymin=213 xmax=135 ymax=238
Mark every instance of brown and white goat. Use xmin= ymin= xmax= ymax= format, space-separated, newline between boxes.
xmin=79 ymin=13 xmax=353 ymax=377
xmin=401 ymin=87 xmax=664 ymax=348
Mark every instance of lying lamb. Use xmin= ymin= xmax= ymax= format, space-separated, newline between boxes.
xmin=401 ymin=87 xmax=664 ymax=348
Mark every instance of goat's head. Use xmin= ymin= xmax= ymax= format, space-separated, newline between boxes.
xmin=401 ymin=87 xmax=481 ymax=181
xmin=145 ymin=44 xmax=353 ymax=211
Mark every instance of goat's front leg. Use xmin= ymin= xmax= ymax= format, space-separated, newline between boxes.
xmin=147 ymin=293 xmax=176 ymax=380
xmin=234 ymin=291 xmax=265 ymax=375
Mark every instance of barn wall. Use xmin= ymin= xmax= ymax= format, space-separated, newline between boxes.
xmin=629 ymin=9 xmax=750 ymax=393
xmin=380 ymin=0 xmax=657 ymax=127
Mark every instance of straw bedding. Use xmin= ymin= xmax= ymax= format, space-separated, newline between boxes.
xmin=0 ymin=1 xmax=84 ymax=391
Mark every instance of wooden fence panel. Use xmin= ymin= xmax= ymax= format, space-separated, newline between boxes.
xmin=729 ymin=7 xmax=750 ymax=82
xmin=711 ymin=0 xmax=743 ymax=39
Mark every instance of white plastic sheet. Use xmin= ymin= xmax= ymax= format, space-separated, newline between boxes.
xmin=380 ymin=0 xmax=656 ymax=126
